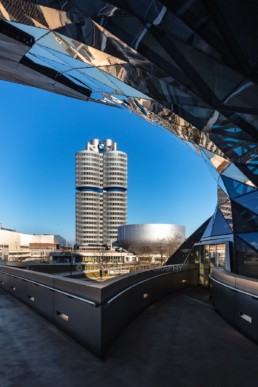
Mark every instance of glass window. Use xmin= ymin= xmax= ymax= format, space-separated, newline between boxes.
xmin=235 ymin=190 xmax=258 ymax=214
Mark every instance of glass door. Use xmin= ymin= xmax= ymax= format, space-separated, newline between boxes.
xmin=198 ymin=244 xmax=226 ymax=287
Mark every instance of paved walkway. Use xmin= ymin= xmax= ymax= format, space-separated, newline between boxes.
xmin=1 ymin=287 xmax=258 ymax=387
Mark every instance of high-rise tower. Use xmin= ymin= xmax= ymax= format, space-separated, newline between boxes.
xmin=76 ymin=139 xmax=127 ymax=247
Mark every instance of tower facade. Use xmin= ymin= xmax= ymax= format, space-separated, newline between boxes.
xmin=76 ymin=139 xmax=127 ymax=247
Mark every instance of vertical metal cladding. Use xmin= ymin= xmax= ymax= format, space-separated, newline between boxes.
xmin=103 ymin=150 xmax=127 ymax=244
xmin=76 ymin=139 xmax=127 ymax=247
xmin=76 ymin=145 xmax=103 ymax=246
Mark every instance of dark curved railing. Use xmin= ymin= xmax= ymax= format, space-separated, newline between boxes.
xmin=0 ymin=263 xmax=198 ymax=357
xmin=210 ymin=268 xmax=258 ymax=343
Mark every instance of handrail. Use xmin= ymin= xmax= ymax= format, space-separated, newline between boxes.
xmin=0 ymin=269 xmax=97 ymax=307
xmin=0 ymin=263 xmax=195 ymax=307
xmin=107 ymin=264 xmax=192 ymax=304
xmin=107 ymin=271 xmax=172 ymax=304
xmin=209 ymin=273 xmax=258 ymax=300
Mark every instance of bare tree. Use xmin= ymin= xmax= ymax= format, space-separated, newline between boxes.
xmin=157 ymin=234 xmax=184 ymax=264
xmin=66 ymin=239 xmax=75 ymax=250
xmin=157 ymin=238 xmax=167 ymax=264
xmin=140 ymin=245 xmax=153 ymax=265
xmin=164 ymin=233 xmax=183 ymax=258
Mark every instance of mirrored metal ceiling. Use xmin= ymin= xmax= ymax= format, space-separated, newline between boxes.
xmin=0 ymin=0 xmax=258 ymax=276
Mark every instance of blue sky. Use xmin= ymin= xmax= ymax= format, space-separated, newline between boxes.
xmin=0 ymin=81 xmax=217 ymax=242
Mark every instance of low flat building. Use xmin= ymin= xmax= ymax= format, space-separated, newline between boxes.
xmin=77 ymin=249 xmax=137 ymax=264
xmin=0 ymin=226 xmax=66 ymax=261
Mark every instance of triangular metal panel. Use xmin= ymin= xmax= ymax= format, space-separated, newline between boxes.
xmin=210 ymin=208 xmax=232 ymax=236
xmin=201 ymin=148 xmax=230 ymax=173
xmin=218 ymin=177 xmax=230 ymax=196
xmin=237 ymin=232 xmax=258 ymax=251
xmin=202 ymin=216 xmax=215 ymax=239
xmin=221 ymin=175 xmax=256 ymax=198
xmin=222 ymin=163 xmax=255 ymax=186
xmin=200 ymin=149 xmax=220 ymax=182
xmin=234 ymin=190 xmax=258 ymax=214
xmin=231 ymin=201 xmax=258 ymax=233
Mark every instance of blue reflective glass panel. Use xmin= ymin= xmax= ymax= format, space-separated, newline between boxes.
xmin=234 ymin=190 xmax=258 ymax=214
xmin=211 ymin=209 xmax=232 ymax=236
xmin=222 ymin=163 xmax=254 ymax=184
xmin=8 ymin=22 xmax=50 ymax=41
xmin=221 ymin=176 xmax=255 ymax=198
xmin=232 ymin=202 xmax=258 ymax=233
xmin=238 ymin=232 xmax=258 ymax=250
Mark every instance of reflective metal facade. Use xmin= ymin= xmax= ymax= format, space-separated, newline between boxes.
xmin=76 ymin=139 xmax=127 ymax=246
xmin=118 ymin=224 xmax=185 ymax=255
xmin=0 ymin=1 xmax=258 ymax=277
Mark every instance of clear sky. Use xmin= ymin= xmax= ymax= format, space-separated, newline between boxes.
xmin=0 ymin=80 xmax=217 ymax=242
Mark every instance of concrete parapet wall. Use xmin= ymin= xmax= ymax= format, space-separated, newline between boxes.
xmin=0 ymin=264 xmax=198 ymax=357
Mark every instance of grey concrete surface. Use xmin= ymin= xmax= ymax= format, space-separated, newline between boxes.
xmin=1 ymin=286 xmax=258 ymax=387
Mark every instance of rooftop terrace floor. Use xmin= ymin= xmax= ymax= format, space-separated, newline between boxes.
xmin=1 ymin=286 xmax=258 ymax=387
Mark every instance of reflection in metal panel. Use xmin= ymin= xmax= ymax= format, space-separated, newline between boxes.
xmin=118 ymin=224 xmax=185 ymax=255
xmin=0 ymin=1 xmax=257 ymax=277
